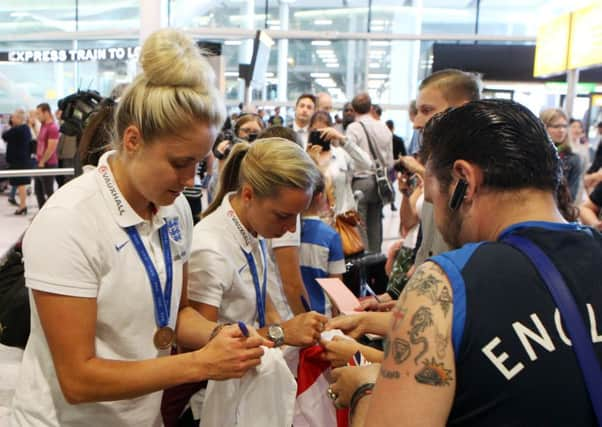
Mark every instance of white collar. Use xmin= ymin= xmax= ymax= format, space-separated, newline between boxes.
xmin=218 ymin=192 xmax=262 ymax=252
xmin=95 ymin=150 xmax=169 ymax=229
xmin=293 ymin=122 xmax=308 ymax=133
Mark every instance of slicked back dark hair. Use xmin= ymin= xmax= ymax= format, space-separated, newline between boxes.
xmin=422 ymin=99 xmax=561 ymax=192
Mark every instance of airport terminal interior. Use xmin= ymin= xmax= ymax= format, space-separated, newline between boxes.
xmin=2 ymin=0 xmax=602 ymax=425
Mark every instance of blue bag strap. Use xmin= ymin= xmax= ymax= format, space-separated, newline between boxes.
xmin=503 ymin=234 xmax=602 ymax=425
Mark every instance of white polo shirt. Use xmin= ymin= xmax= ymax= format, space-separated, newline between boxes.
xmin=188 ymin=193 xmax=269 ymax=326
xmin=12 ymin=150 xmax=193 ymax=427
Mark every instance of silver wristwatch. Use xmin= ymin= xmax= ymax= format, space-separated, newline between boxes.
xmin=267 ymin=324 xmax=285 ymax=347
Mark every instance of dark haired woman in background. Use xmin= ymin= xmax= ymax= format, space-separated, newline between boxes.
xmin=3 ymin=109 xmax=32 ymax=215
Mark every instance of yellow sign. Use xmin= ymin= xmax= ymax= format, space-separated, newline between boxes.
xmin=568 ymin=2 xmax=602 ymax=70
xmin=533 ymin=13 xmax=571 ymax=77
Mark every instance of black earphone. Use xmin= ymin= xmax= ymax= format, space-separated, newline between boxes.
xmin=448 ymin=179 xmax=468 ymax=211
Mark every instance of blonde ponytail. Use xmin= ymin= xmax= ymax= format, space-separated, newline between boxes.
xmin=203 ymin=138 xmax=320 ymax=217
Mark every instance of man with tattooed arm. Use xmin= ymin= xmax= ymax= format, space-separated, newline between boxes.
xmin=327 ymin=100 xmax=602 ymax=426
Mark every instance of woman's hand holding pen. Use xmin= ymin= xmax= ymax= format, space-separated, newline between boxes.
xmin=195 ymin=323 xmax=269 ymax=380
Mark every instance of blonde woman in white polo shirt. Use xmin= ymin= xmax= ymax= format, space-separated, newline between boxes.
xmin=11 ymin=29 xmax=268 ymax=427
xmin=188 ymin=139 xmax=328 ymax=347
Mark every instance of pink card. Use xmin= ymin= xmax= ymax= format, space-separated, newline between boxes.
xmin=315 ymin=278 xmax=361 ymax=314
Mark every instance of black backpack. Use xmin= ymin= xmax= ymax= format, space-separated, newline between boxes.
xmin=0 ymin=246 xmax=30 ymax=348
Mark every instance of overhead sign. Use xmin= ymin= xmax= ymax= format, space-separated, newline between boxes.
xmin=6 ymin=46 xmax=141 ymax=63
xmin=568 ymin=2 xmax=602 ymax=70
xmin=533 ymin=13 xmax=571 ymax=78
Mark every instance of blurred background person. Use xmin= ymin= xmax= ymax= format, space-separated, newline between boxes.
xmin=308 ymin=110 xmax=371 ymax=217
xmin=316 ymin=92 xmax=334 ymax=114
xmin=3 ymin=109 xmax=31 ymax=215
xmin=585 ymin=121 xmax=602 ymax=193
xmin=385 ymin=119 xmax=407 ymax=211
xmin=540 ymin=108 xmax=582 ymax=202
xmin=34 ymin=102 xmax=59 ymax=209
xmin=290 ymin=93 xmax=316 ymax=148
xmin=268 ymin=106 xmax=284 ymax=127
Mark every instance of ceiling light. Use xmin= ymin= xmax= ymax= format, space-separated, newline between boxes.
xmin=311 ymin=72 xmax=330 ymax=78
xmin=325 ymin=63 xmax=339 ymax=68
xmin=316 ymin=49 xmax=336 ymax=56
xmin=312 ymin=40 xmax=332 ymax=46
xmin=314 ymin=19 xmax=333 ymax=25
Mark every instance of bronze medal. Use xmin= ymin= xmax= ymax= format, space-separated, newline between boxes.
xmin=154 ymin=326 xmax=175 ymax=350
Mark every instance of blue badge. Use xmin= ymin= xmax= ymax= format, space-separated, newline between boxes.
xmin=166 ymin=217 xmax=182 ymax=242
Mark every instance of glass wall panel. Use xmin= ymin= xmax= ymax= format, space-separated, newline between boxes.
xmin=0 ymin=1 xmax=138 ymax=36
xmin=0 ymin=39 xmax=137 ymax=113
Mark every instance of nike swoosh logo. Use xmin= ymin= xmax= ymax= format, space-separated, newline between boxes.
xmin=115 ymin=241 xmax=129 ymax=251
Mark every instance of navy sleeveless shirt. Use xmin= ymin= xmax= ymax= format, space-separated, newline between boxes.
xmin=430 ymin=222 xmax=602 ymax=426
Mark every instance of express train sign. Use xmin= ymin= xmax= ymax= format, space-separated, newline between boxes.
xmin=6 ymin=46 xmax=141 ymax=63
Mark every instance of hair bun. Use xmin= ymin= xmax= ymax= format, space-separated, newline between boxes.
xmin=139 ymin=29 xmax=214 ymax=89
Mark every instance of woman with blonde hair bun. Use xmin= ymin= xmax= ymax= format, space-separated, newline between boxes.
xmin=12 ymin=29 xmax=269 ymax=427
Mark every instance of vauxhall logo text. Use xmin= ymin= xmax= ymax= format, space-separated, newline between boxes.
xmin=99 ymin=166 xmax=126 ymax=216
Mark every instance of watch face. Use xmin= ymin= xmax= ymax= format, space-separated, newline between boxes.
xmin=269 ymin=325 xmax=284 ymax=340
xmin=268 ymin=325 xmax=284 ymax=345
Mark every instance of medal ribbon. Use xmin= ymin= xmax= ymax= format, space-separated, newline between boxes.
xmin=125 ymin=224 xmax=173 ymax=328
xmin=241 ymin=239 xmax=268 ymax=327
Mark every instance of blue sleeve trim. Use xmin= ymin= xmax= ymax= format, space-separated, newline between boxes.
xmin=428 ymin=242 xmax=484 ymax=359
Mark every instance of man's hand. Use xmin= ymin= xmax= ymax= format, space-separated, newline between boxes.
xmin=194 ymin=324 xmax=266 ymax=380
xmin=398 ymin=156 xmax=425 ymax=178
xmin=321 ymin=336 xmax=361 ymax=367
xmin=326 ymin=314 xmax=367 ymax=339
xmin=282 ymin=311 xmax=328 ymax=346
xmin=320 ymin=127 xmax=345 ymax=144
xmin=330 ymin=364 xmax=381 ymax=407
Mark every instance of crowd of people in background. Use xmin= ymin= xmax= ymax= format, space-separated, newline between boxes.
xmin=1 ymin=29 xmax=602 ymax=426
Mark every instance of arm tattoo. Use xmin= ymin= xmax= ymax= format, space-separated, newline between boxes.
xmin=392 ymin=338 xmax=411 ymax=364
xmin=380 ymin=366 xmax=401 ymax=379
xmin=435 ymin=327 xmax=449 ymax=360
xmin=415 ymin=357 xmax=453 ymax=386
xmin=438 ymin=287 xmax=452 ymax=317
xmin=391 ymin=306 xmax=408 ymax=332
xmin=406 ymin=270 xmax=439 ymax=304
xmin=409 ymin=306 xmax=433 ymax=364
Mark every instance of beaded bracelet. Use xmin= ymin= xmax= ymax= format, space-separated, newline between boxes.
xmin=209 ymin=322 xmax=233 ymax=341
xmin=350 ymin=383 xmax=375 ymax=418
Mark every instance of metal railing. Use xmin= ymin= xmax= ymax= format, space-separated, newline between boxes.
xmin=0 ymin=168 xmax=75 ymax=178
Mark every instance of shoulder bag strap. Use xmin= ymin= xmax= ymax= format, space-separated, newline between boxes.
xmin=358 ymin=121 xmax=384 ymax=169
xmin=503 ymin=233 xmax=602 ymax=425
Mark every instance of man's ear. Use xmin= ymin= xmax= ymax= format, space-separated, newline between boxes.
xmin=451 ymin=160 xmax=482 ymax=202
xmin=122 ymin=125 xmax=142 ymax=155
